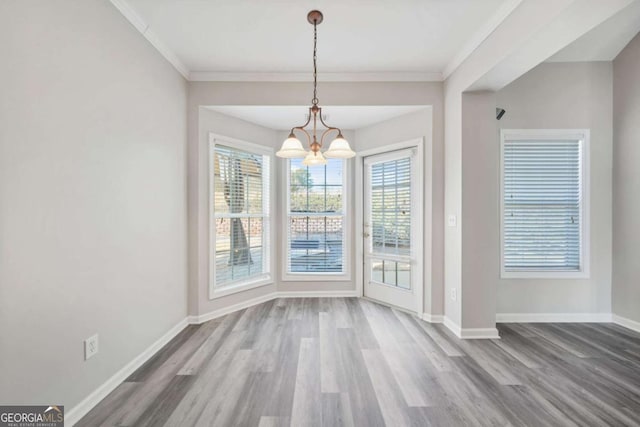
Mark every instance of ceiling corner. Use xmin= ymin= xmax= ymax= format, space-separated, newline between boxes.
xmin=442 ymin=0 xmax=524 ymax=80
xmin=109 ymin=0 xmax=190 ymax=79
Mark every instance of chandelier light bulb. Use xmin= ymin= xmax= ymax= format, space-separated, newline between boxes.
xmin=324 ymin=134 xmax=356 ymax=159
xmin=276 ymin=133 xmax=307 ymax=158
xmin=302 ymin=150 xmax=327 ymax=166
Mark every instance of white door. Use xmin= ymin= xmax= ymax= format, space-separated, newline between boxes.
xmin=363 ymin=148 xmax=422 ymax=313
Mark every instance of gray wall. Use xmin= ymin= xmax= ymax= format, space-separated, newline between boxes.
xmin=0 ymin=0 xmax=188 ymax=409
xmin=461 ymin=91 xmax=499 ymax=328
xmin=613 ymin=32 xmax=640 ymax=324
xmin=495 ymin=62 xmax=613 ymax=315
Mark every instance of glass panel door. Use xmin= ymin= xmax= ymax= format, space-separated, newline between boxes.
xmin=364 ymin=148 xmax=421 ymax=312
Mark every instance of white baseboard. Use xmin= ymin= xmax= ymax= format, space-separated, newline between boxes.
xmin=422 ymin=313 xmax=444 ymax=323
xmin=277 ymin=290 xmax=359 ymax=298
xmin=443 ymin=317 xmax=462 ymax=337
xmin=496 ymin=312 xmax=613 ymax=323
xmin=189 ymin=292 xmax=278 ymax=324
xmin=66 ymin=318 xmax=189 ymax=426
xmin=190 ymin=290 xmax=359 ymax=324
xmin=613 ymin=314 xmax=640 ymax=333
xmin=442 ymin=317 xmax=500 ymax=339
xmin=460 ymin=328 xmax=501 ymax=339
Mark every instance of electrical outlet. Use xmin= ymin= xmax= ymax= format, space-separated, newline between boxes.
xmin=447 ymin=214 xmax=457 ymax=227
xmin=84 ymin=334 xmax=99 ymax=360
xmin=450 ymin=287 xmax=457 ymax=301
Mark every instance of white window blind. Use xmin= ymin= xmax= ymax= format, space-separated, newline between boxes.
xmin=212 ymin=144 xmax=270 ymax=288
xmin=502 ymin=134 xmax=586 ymax=275
xmin=286 ymin=158 xmax=346 ymax=275
xmin=370 ymin=157 xmax=411 ymax=256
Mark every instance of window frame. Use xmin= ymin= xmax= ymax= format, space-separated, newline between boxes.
xmin=499 ymin=129 xmax=590 ymax=280
xmin=281 ymin=157 xmax=351 ymax=282
xmin=209 ymin=133 xmax=275 ymax=299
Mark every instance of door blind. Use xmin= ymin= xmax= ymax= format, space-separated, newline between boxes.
xmin=503 ymin=139 xmax=582 ymax=271
xmin=370 ymin=157 xmax=412 ymax=256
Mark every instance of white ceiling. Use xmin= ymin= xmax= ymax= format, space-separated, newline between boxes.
xmin=547 ymin=1 xmax=640 ymax=62
xmin=116 ymin=0 xmax=512 ymax=80
xmin=206 ymin=105 xmax=430 ymax=130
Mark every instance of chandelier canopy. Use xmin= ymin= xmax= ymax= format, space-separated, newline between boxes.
xmin=276 ymin=10 xmax=356 ymax=166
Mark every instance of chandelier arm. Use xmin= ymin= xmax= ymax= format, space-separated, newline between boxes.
xmin=320 ymin=127 xmax=340 ymax=145
xmin=318 ymin=111 xmax=334 ymax=130
xmin=300 ymin=108 xmax=313 ymax=129
xmin=292 ymin=127 xmax=312 ymax=146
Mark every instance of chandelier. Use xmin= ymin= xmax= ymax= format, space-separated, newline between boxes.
xmin=276 ymin=10 xmax=356 ymax=166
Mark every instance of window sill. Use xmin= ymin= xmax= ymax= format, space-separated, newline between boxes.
xmin=209 ymin=275 xmax=274 ymax=300
xmin=501 ymin=270 xmax=590 ymax=280
xmin=281 ymin=272 xmax=352 ymax=282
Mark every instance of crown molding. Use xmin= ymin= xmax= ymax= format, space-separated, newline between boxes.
xmin=189 ymin=71 xmax=443 ymax=82
xmin=109 ymin=0 xmax=190 ymax=79
xmin=110 ymin=0 xmax=517 ymax=84
xmin=442 ymin=0 xmax=524 ymax=80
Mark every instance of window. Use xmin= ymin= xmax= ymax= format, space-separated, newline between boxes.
xmin=210 ymin=135 xmax=272 ymax=296
xmin=284 ymin=158 xmax=348 ymax=278
xmin=500 ymin=130 xmax=589 ymax=278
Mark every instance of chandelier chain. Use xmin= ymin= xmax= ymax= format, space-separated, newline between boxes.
xmin=312 ymin=20 xmax=318 ymax=106
xmin=275 ymin=11 xmax=355 ymax=163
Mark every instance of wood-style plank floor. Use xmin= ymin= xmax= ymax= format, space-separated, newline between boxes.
xmin=78 ymin=298 xmax=640 ymax=426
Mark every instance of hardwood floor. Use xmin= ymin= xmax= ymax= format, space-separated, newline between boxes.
xmin=78 ymin=298 xmax=640 ymax=426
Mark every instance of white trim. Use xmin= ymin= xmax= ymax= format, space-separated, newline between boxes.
xmin=442 ymin=0 xmax=523 ymax=79
xmin=189 ymin=71 xmax=443 ymax=82
xmin=192 ymin=290 xmax=359 ymax=323
xmin=190 ymin=292 xmax=278 ymax=324
xmin=499 ymin=129 xmax=591 ymax=279
xmin=443 ymin=316 xmax=462 ymax=337
xmin=109 ymin=0 xmax=189 ymax=79
xmin=613 ymin=314 xmax=640 ymax=334
xmin=280 ymin=273 xmax=351 ymax=282
xmin=356 ymin=138 xmax=427 ymax=316
xmin=192 ymin=290 xmax=361 ymax=324
xmin=277 ymin=290 xmax=359 ymax=298
xmin=422 ymin=313 xmax=444 ymax=323
xmin=500 ymin=271 xmax=591 ymax=279
xmin=66 ymin=318 xmax=189 ymax=426
xmin=210 ymin=277 xmax=273 ymax=300
xmin=496 ymin=312 xmax=613 ymax=323
xmin=460 ymin=328 xmax=501 ymax=339
xmin=442 ymin=317 xmax=500 ymax=339
xmin=208 ymin=134 xmax=276 ymax=299
xmin=281 ymin=157 xmax=352 ymax=282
